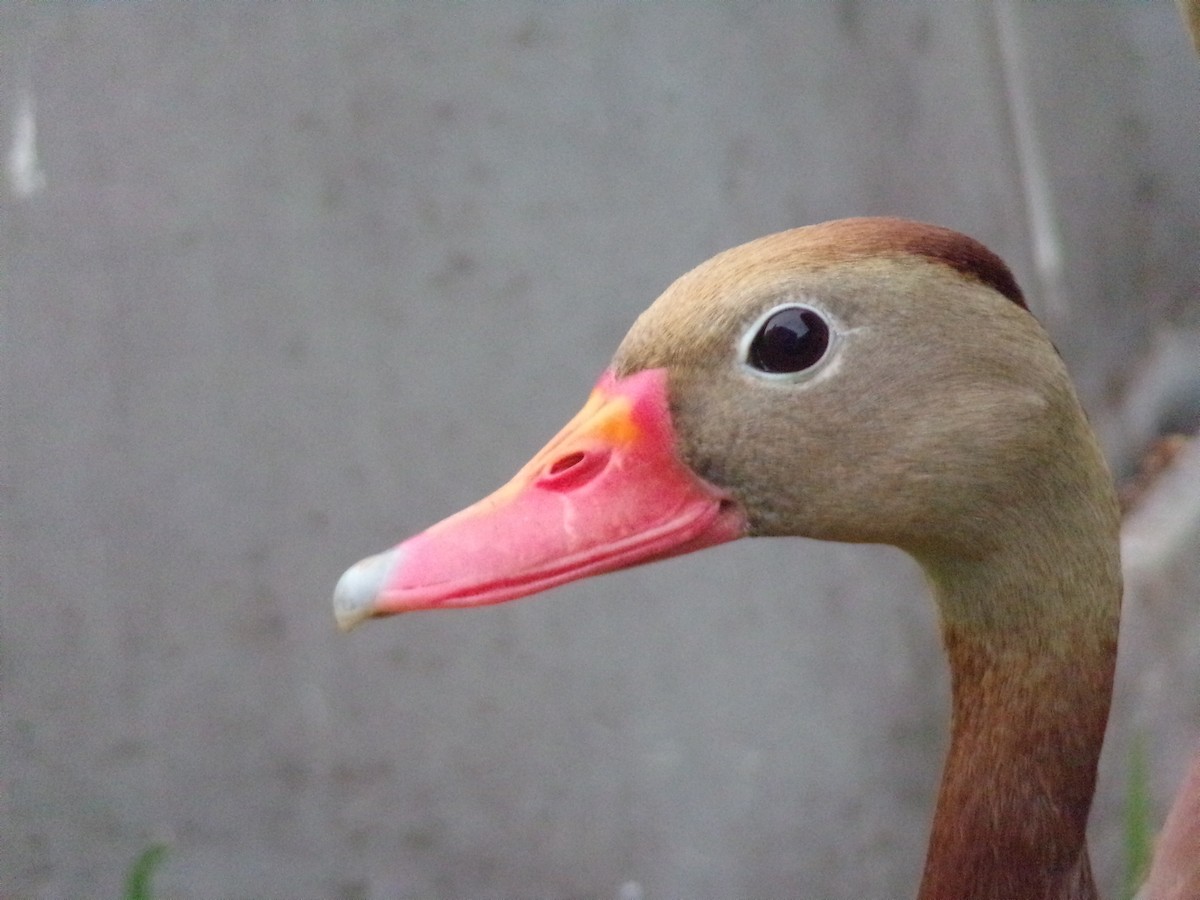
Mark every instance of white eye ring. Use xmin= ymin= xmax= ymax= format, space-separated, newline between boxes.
xmin=738 ymin=302 xmax=839 ymax=383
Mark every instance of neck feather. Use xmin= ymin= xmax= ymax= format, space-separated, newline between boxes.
xmin=915 ymin=489 xmax=1121 ymax=900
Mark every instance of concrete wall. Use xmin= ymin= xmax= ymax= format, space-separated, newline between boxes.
xmin=3 ymin=4 xmax=1198 ymax=898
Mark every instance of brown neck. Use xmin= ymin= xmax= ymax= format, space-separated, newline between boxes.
xmin=915 ymin=516 xmax=1121 ymax=900
xmin=1143 ymin=747 xmax=1200 ymax=899
xmin=918 ymin=626 xmax=1116 ymax=900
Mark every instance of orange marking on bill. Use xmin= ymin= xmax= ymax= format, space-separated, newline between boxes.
xmin=590 ymin=395 xmax=639 ymax=446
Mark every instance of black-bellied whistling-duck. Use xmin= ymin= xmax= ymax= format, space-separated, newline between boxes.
xmin=333 ymin=218 xmax=1178 ymax=898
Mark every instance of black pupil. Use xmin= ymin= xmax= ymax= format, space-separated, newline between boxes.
xmin=748 ymin=307 xmax=830 ymax=374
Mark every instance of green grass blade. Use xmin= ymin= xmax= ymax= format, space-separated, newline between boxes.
xmin=1124 ymin=733 xmax=1153 ymax=900
xmin=123 ymin=842 xmax=168 ymax=900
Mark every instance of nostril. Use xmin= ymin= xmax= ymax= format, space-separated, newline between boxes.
xmin=548 ymin=451 xmax=586 ymax=475
xmin=537 ymin=447 xmax=609 ymax=491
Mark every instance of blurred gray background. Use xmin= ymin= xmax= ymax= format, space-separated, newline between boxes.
xmin=4 ymin=3 xmax=1199 ymax=898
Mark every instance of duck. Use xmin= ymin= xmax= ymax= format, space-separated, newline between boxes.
xmin=332 ymin=217 xmax=1184 ymax=899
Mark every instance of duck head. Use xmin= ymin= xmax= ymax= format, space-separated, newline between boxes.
xmin=334 ymin=217 xmax=1087 ymax=630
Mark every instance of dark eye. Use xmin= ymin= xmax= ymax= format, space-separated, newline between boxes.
xmin=746 ymin=306 xmax=830 ymax=374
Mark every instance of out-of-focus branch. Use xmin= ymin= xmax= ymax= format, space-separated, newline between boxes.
xmin=991 ymin=0 xmax=1068 ymax=325
xmin=1179 ymin=0 xmax=1200 ymax=55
